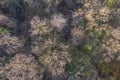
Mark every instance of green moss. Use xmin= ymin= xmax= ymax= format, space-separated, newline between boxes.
xmin=0 ymin=26 xmax=8 ymax=34
xmin=104 ymin=0 xmax=116 ymax=8
xmin=97 ymin=63 xmax=120 ymax=80
xmin=85 ymin=44 xmax=94 ymax=52
xmin=98 ymin=62 xmax=113 ymax=75
xmin=87 ymin=69 xmax=93 ymax=77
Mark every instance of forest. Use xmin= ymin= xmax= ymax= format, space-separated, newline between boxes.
xmin=0 ymin=0 xmax=120 ymax=80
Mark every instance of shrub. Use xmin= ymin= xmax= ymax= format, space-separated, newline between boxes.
xmin=104 ymin=0 xmax=116 ymax=8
